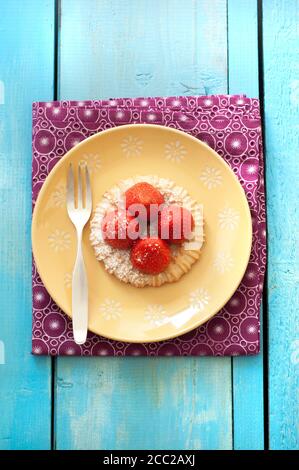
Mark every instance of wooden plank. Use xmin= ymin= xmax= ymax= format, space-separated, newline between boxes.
xmin=57 ymin=357 xmax=232 ymax=450
xmin=56 ymin=0 xmax=232 ymax=450
xmin=59 ymin=0 xmax=227 ymax=99
xmin=263 ymin=0 xmax=299 ymax=450
xmin=228 ymin=0 xmax=259 ymax=95
xmin=227 ymin=0 xmax=264 ymax=450
xmin=0 ymin=0 xmax=54 ymax=450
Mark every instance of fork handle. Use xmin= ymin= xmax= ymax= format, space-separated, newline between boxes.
xmin=72 ymin=229 xmax=88 ymax=345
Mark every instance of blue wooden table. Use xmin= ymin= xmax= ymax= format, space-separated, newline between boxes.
xmin=0 ymin=0 xmax=298 ymax=451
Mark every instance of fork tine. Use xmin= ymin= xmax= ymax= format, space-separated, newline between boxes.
xmin=67 ymin=164 xmax=75 ymax=211
xmin=85 ymin=165 xmax=92 ymax=212
xmin=77 ymin=164 xmax=83 ymax=209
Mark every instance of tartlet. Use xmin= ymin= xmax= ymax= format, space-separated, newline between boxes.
xmin=90 ymin=175 xmax=204 ymax=287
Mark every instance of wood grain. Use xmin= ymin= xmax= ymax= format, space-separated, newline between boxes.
xmin=56 ymin=357 xmax=232 ymax=450
xmin=59 ymin=0 xmax=227 ymax=99
xmin=0 ymin=0 xmax=54 ymax=450
xmin=228 ymin=0 xmax=264 ymax=450
xmin=263 ymin=0 xmax=299 ymax=450
xmin=56 ymin=0 xmax=233 ymax=450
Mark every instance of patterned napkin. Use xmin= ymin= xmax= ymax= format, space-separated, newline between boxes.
xmin=32 ymin=95 xmax=266 ymax=356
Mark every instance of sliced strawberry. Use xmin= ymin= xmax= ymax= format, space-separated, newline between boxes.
xmin=158 ymin=205 xmax=194 ymax=244
xmin=130 ymin=237 xmax=171 ymax=274
xmin=101 ymin=209 xmax=139 ymax=249
xmin=125 ymin=182 xmax=165 ymax=221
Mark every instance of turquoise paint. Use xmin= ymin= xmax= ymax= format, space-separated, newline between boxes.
xmin=228 ymin=0 xmax=264 ymax=450
xmin=263 ymin=0 xmax=299 ymax=450
xmin=228 ymin=0 xmax=259 ymax=96
xmin=0 ymin=0 xmax=54 ymax=449
xmin=0 ymin=340 xmax=5 ymax=365
xmin=59 ymin=0 xmax=227 ymax=100
xmin=57 ymin=357 xmax=232 ymax=450
xmin=56 ymin=0 xmax=233 ymax=450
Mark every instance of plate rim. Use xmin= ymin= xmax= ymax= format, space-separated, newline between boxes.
xmin=32 ymin=123 xmax=252 ymax=343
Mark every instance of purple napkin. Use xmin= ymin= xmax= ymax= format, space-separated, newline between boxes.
xmin=32 ymin=95 xmax=266 ymax=356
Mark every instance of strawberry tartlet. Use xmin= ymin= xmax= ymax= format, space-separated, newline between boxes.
xmin=90 ymin=175 xmax=204 ymax=287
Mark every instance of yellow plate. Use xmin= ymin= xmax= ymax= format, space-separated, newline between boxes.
xmin=32 ymin=124 xmax=252 ymax=343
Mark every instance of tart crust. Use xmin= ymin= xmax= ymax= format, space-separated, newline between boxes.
xmin=90 ymin=176 xmax=204 ymax=287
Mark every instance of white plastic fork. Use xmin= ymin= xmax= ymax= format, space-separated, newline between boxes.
xmin=67 ymin=163 xmax=92 ymax=345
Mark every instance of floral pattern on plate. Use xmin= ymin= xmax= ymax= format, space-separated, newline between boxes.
xmin=200 ymin=167 xmax=222 ymax=189
xmin=99 ymin=298 xmax=123 ymax=321
xmin=164 ymin=140 xmax=187 ymax=163
xmin=121 ymin=135 xmax=143 ymax=157
xmin=48 ymin=229 xmax=71 ymax=252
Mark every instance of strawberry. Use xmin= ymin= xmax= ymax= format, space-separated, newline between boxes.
xmin=125 ymin=182 xmax=165 ymax=221
xmin=130 ymin=237 xmax=171 ymax=274
xmin=101 ymin=209 xmax=139 ymax=249
xmin=158 ymin=205 xmax=194 ymax=244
